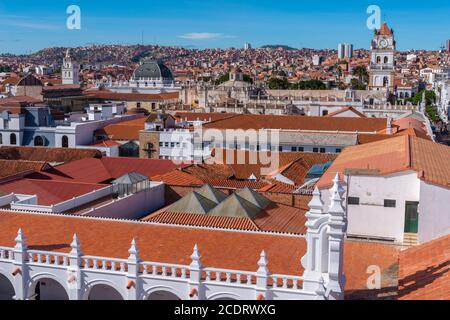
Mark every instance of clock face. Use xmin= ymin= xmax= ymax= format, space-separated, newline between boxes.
xmin=379 ymin=39 xmax=388 ymax=48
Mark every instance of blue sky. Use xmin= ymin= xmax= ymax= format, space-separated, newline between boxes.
xmin=0 ymin=0 xmax=449 ymax=54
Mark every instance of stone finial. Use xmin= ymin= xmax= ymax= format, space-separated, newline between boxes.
xmin=257 ymin=250 xmax=269 ymax=274
xmin=190 ymin=244 xmax=202 ymax=269
xmin=308 ymin=187 xmax=324 ymax=214
xmin=128 ymin=238 xmax=140 ymax=261
xmin=70 ymin=233 xmax=82 ymax=255
xmin=328 ymin=174 xmax=345 ymax=217
xmin=14 ymin=228 xmax=27 ymax=250
xmin=330 ymin=173 xmax=345 ymax=198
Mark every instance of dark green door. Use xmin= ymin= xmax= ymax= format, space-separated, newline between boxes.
xmin=404 ymin=202 xmax=419 ymax=233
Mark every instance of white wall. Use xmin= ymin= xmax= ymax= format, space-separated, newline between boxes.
xmin=321 ymin=171 xmax=421 ymax=242
xmin=418 ymin=181 xmax=450 ymax=243
xmin=89 ymin=183 xmax=165 ymax=219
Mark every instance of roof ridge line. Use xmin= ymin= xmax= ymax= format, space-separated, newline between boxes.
xmin=406 ymin=135 xmax=412 ymax=169
xmin=0 ymin=208 xmax=304 ymax=238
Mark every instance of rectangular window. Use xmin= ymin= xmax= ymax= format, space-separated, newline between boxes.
xmin=320 ymin=148 xmax=326 ymax=153
xmin=159 ymin=142 xmax=163 ymax=147
xmin=313 ymin=148 xmax=319 ymax=153
xmin=384 ymin=199 xmax=396 ymax=208
xmin=278 ymin=146 xmax=283 ymax=152
xmin=170 ymin=142 xmax=175 ymax=148
xmin=348 ymin=197 xmax=360 ymax=205
xmin=336 ymin=148 xmax=342 ymax=153
xmin=291 ymin=146 xmax=297 ymax=152
xmin=298 ymin=147 xmax=304 ymax=152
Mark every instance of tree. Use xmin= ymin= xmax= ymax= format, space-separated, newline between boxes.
xmin=215 ymin=73 xmax=253 ymax=85
xmin=0 ymin=65 xmax=11 ymax=72
xmin=292 ymin=79 xmax=326 ymax=90
xmin=406 ymin=90 xmax=436 ymax=106
xmin=267 ymin=77 xmax=290 ymax=89
xmin=350 ymin=78 xmax=367 ymax=90
xmin=352 ymin=66 xmax=369 ymax=84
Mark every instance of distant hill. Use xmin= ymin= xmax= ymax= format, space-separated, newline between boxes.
xmin=261 ymin=45 xmax=297 ymax=50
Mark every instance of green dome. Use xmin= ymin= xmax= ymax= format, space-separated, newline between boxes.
xmin=133 ymin=60 xmax=173 ymax=80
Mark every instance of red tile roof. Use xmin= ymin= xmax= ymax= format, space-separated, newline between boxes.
xmin=209 ymin=150 xmax=337 ymax=183
xmin=318 ymin=135 xmax=450 ymax=189
xmin=145 ymin=201 xmax=307 ymax=235
xmin=0 ymin=146 xmax=101 ymax=162
xmin=152 ymin=170 xmax=204 ymax=186
xmin=0 ymin=160 xmax=49 ymax=179
xmin=174 ymin=112 xmax=238 ymax=123
xmin=0 ymin=179 xmax=106 ymax=206
xmin=99 ymin=117 xmax=146 ymax=141
xmin=0 ymin=211 xmax=306 ymax=275
xmin=324 ymin=106 xmax=367 ymax=118
xmin=398 ymin=235 xmax=450 ymax=300
xmin=204 ymin=114 xmax=388 ymax=133
xmin=27 ymin=157 xmax=188 ymax=184
xmin=0 ymin=95 xmax=41 ymax=105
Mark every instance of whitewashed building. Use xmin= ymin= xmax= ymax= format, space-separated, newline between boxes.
xmin=317 ymin=135 xmax=450 ymax=245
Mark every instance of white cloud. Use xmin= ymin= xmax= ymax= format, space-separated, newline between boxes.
xmin=0 ymin=18 xmax=60 ymax=31
xmin=178 ymin=32 xmax=224 ymax=40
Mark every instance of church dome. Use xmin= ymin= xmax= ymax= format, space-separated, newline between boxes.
xmin=133 ymin=60 xmax=174 ymax=80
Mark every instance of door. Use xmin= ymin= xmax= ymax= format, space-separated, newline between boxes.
xmin=404 ymin=201 xmax=419 ymax=233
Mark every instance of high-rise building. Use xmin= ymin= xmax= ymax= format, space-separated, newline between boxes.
xmin=446 ymin=39 xmax=450 ymax=52
xmin=337 ymin=43 xmax=345 ymax=59
xmin=368 ymin=22 xmax=396 ymax=92
xmin=244 ymin=42 xmax=252 ymax=50
xmin=344 ymin=44 xmax=353 ymax=58
xmin=337 ymin=43 xmax=353 ymax=59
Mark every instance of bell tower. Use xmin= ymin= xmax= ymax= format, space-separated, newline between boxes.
xmin=62 ymin=49 xmax=80 ymax=85
xmin=368 ymin=22 xmax=396 ymax=92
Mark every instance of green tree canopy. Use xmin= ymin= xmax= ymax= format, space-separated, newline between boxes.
xmin=406 ymin=90 xmax=436 ymax=106
xmin=352 ymin=66 xmax=369 ymax=84
xmin=267 ymin=77 xmax=290 ymax=89
xmin=294 ymin=79 xmax=327 ymax=90
xmin=215 ymin=73 xmax=253 ymax=85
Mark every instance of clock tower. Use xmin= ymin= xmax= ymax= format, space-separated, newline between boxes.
xmin=368 ymin=22 xmax=396 ymax=92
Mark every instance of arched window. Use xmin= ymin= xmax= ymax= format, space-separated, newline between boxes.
xmin=34 ymin=136 xmax=44 ymax=146
xmin=405 ymin=92 xmax=409 ymax=98
xmin=383 ymin=77 xmax=389 ymax=86
xmin=10 ymin=133 xmax=16 ymax=145
xmin=62 ymin=135 xmax=69 ymax=148
xmin=384 ymin=56 xmax=389 ymax=64
xmin=376 ymin=56 xmax=381 ymax=63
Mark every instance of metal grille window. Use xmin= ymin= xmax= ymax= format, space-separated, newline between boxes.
xmin=384 ymin=199 xmax=396 ymax=208
xmin=348 ymin=197 xmax=360 ymax=205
